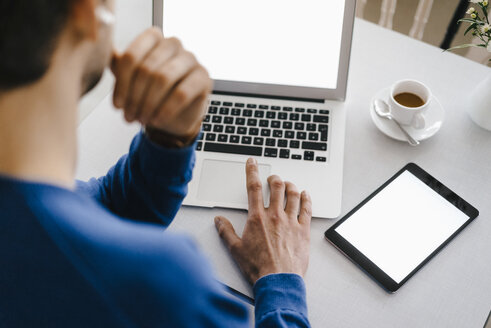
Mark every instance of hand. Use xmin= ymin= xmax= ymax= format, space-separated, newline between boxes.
xmin=214 ymin=158 xmax=312 ymax=285
xmin=111 ymin=27 xmax=213 ymax=138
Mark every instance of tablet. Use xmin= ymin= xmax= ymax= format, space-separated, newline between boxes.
xmin=324 ymin=163 xmax=479 ymax=293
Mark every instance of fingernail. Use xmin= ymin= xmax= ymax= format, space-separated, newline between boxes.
xmin=115 ymin=97 xmax=123 ymax=108
xmin=247 ymin=158 xmax=257 ymax=165
xmin=214 ymin=216 xmax=221 ymax=227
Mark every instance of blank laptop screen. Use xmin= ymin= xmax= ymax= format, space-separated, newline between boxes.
xmin=163 ymin=0 xmax=346 ymax=89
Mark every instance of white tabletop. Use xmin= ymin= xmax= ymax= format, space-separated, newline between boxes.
xmin=77 ymin=19 xmax=491 ymax=328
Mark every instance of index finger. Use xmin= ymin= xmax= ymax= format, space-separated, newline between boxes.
xmin=111 ymin=27 xmax=163 ymax=108
xmin=245 ymin=158 xmax=264 ymax=213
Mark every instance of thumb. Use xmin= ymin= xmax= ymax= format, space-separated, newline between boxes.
xmin=214 ymin=216 xmax=241 ymax=253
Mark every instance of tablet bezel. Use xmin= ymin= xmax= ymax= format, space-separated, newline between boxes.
xmin=324 ymin=163 xmax=479 ymax=293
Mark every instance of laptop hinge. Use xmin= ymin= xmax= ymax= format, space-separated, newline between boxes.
xmin=212 ymin=91 xmax=325 ymax=104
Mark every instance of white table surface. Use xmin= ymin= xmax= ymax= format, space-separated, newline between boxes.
xmin=77 ymin=19 xmax=491 ymax=328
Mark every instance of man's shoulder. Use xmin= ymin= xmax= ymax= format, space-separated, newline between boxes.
xmin=33 ymin=186 xmax=223 ymax=318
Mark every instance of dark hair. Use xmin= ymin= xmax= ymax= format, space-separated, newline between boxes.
xmin=0 ymin=1 xmax=75 ymax=90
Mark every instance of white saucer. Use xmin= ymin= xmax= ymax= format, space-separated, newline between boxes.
xmin=370 ymin=87 xmax=445 ymax=142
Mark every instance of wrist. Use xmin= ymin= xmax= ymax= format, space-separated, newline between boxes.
xmin=144 ymin=125 xmax=200 ymax=149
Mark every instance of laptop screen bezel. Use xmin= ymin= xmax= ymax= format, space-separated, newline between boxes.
xmin=153 ymin=0 xmax=356 ymax=101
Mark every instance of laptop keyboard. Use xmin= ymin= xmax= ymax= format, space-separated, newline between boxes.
xmin=196 ymin=100 xmax=329 ymax=162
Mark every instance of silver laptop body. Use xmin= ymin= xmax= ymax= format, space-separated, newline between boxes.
xmin=153 ymin=0 xmax=356 ymax=218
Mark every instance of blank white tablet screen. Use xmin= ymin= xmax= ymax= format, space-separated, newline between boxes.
xmin=336 ymin=171 xmax=469 ymax=283
xmin=163 ymin=0 xmax=346 ymax=89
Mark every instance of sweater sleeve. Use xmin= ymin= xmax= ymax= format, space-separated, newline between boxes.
xmin=76 ymin=131 xmax=196 ymax=226
xmin=254 ymin=274 xmax=311 ymax=328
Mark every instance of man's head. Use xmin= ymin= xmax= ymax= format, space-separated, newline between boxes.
xmin=0 ymin=0 xmax=114 ymax=95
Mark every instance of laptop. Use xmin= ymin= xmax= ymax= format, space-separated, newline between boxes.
xmin=153 ymin=0 xmax=356 ymax=219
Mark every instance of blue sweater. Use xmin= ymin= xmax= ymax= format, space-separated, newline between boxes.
xmin=0 ymin=132 xmax=310 ymax=327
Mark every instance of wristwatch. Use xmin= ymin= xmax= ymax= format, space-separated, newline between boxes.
xmin=144 ymin=125 xmax=200 ymax=149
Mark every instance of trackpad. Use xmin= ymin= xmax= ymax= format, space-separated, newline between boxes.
xmin=197 ymin=160 xmax=271 ymax=207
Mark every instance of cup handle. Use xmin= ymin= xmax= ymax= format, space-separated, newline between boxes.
xmin=411 ymin=113 xmax=426 ymax=130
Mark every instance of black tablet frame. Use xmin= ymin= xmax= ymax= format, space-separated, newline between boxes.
xmin=324 ymin=163 xmax=479 ymax=293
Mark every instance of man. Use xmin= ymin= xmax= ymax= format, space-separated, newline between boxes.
xmin=0 ymin=0 xmax=312 ymax=327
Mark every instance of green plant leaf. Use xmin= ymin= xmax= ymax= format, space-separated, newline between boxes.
xmin=446 ymin=43 xmax=485 ymax=51
xmin=458 ymin=18 xmax=477 ymax=24
xmin=464 ymin=23 xmax=477 ymax=36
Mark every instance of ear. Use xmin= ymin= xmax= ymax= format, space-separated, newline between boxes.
xmin=70 ymin=0 xmax=98 ymax=41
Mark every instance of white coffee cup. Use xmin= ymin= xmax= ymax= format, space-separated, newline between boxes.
xmin=388 ymin=79 xmax=431 ymax=129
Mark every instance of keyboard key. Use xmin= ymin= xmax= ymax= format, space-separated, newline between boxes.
xmin=235 ymin=117 xmax=246 ymax=125
xmin=198 ymin=133 xmax=204 ymax=141
xmin=295 ymin=107 xmax=305 ymax=113
xmin=292 ymin=154 xmax=302 ymax=160
xmin=266 ymin=138 xmax=276 ymax=147
xmin=273 ymin=130 xmax=283 ymax=138
xmin=266 ymin=112 xmax=276 ymax=119
xmin=203 ymin=115 xmax=211 ymax=123
xmin=304 ymin=151 xmax=315 ymax=161
xmin=309 ymin=132 xmax=319 ymax=141
xmin=241 ymin=136 xmax=252 ymax=145
xmin=290 ymin=113 xmax=300 ymax=121
xmin=259 ymin=120 xmax=269 ymax=127
xmin=316 ymin=156 xmax=327 ymax=162
xmin=319 ymin=125 xmax=328 ymax=141
xmin=285 ymin=131 xmax=295 ymax=139
xmin=219 ymin=107 xmax=230 ymax=115
xmin=290 ymin=140 xmax=300 ymax=149
xmin=212 ymin=116 xmax=222 ymax=123
xmin=259 ymin=105 xmax=269 ymax=109
xmin=237 ymin=127 xmax=247 ymax=134
xmin=247 ymin=104 xmax=257 ymax=108
xmin=230 ymin=135 xmax=240 ymax=143
xmin=235 ymin=103 xmax=245 ymax=107
xmin=254 ymin=137 xmax=264 ymax=145
xmin=206 ymin=133 xmax=216 ymax=141
xmin=213 ymin=125 xmax=224 ymax=133
xmin=283 ymin=121 xmax=293 ymax=129
xmin=314 ymin=115 xmax=329 ymax=123
xmin=283 ymin=107 xmax=293 ymax=112
xmin=278 ymin=113 xmax=288 ymax=120
xmin=225 ymin=126 xmax=235 ymax=134
xmin=209 ymin=106 xmax=218 ymax=114
xmin=261 ymin=129 xmax=271 ymax=137
xmin=307 ymin=123 xmax=316 ymax=131
xmin=247 ymin=118 xmax=258 ymax=126
xmin=249 ymin=128 xmax=259 ymax=136
xmin=280 ymin=149 xmax=290 ymax=159
xmin=264 ymin=148 xmax=278 ymax=158
xmin=205 ymin=142 xmax=262 ymax=156
xmin=297 ymin=132 xmax=307 ymax=140
xmin=196 ymin=142 xmax=203 ymax=151
xmin=307 ymin=108 xmax=318 ymax=113
xmin=243 ymin=109 xmax=253 ymax=117
xmin=295 ymin=123 xmax=305 ymax=130
xmin=302 ymin=141 xmax=327 ymax=151
xmin=320 ymin=109 xmax=330 ymax=115
xmin=278 ymin=139 xmax=288 ymax=148
xmin=224 ymin=116 xmax=234 ymax=124
xmin=271 ymin=106 xmax=281 ymax=110
xmin=223 ymin=102 xmax=233 ymax=107
xmin=203 ymin=124 xmax=212 ymax=132
xmin=301 ymin=114 xmax=312 ymax=122
xmin=271 ymin=120 xmax=281 ymax=128
xmin=254 ymin=111 xmax=265 ymax=118
xmin=211 ymin=101 xmax=221 ymax=106
xmin=231 ymin=108 xmax=241 ymax=116
xmin=218 ymin=134 xmax=228 ymax=142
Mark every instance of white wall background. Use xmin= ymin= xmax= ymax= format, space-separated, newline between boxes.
xmin=78 ymin=0 xmax=153 ymax=123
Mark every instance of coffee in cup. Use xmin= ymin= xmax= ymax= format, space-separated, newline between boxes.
xmin=388 ymin=79 xmax=431 ymax=128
